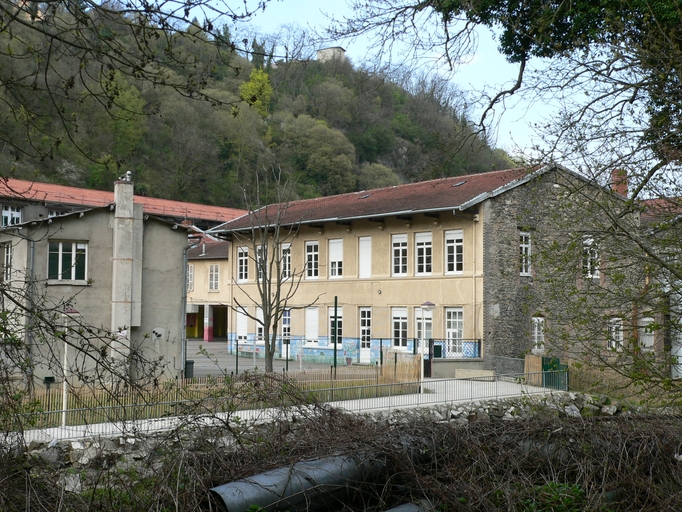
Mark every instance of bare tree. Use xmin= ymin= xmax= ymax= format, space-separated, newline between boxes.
xmin=228 ymin=168 xmax=319 ymax=373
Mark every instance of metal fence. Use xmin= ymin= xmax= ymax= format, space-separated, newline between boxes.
xmin=15 ymin=370 xmax=567 ymax=443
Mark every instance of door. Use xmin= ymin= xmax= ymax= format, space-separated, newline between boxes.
xmin=360 ymin=308 xmax=371 ymax=363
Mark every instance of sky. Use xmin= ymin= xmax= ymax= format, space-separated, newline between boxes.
xmin=233 ymin=0 xmax=551 ymax=156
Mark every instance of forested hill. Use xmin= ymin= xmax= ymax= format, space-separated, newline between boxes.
xmin=2 ymin=20 xmax=513 ymax=208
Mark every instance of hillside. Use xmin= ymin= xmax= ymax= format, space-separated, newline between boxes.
xmin=0 ymin=18 xmax=513 ymax=208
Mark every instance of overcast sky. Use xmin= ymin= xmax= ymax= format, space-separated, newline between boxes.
xmin=236 ymin=0 xmax=550 ymax=156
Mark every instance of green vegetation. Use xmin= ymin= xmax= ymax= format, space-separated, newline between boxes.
xmin=1 ymin=11 xmax=512 ymax=206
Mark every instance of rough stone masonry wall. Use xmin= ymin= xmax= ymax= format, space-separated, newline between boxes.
xmin=482 ymin=169 xmax=596 ymax=363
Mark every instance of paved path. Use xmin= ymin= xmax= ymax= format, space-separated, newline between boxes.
xmin=17 ymin=376 xmax=563 ymax=444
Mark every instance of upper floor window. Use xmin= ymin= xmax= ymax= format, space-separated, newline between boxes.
xmin=2 ymin=243 xmax=12 ymax=282
xmin=520 ymin=231 xmax=532 ymax=276
xmin=532 ymin=316 xmax=545 ymax=352
xmin=186 ymin=264 xmax=194 ymax=292
xmin=582 ymin=236 xmax=600 ymax=279
xmin=639 ymin=316 xmax=655 ymax=350
xmin=48 ymin=241 xmax=87 ymax=281
xmin=445 ymin=230 xmax=463 ymax=274
xmin=329 ymin=239 xmax=343 ymax=278
xmin=209 ymin=264 xmax=220 ymax=291
xmin=415 ymin=232 xmax=432 ymax=275
xmin=237 ymin=247 xmax=248 ymax=282
xmin=306 ymin=241 xmax=319 ymax=279
xmin=281 ymin=243 xmax=291 ymax=279
xmin=392 ymin=234 xmax=408 ymax=276
xmin=256 ymin=245 xmax=266 ymax=281
xmin=608 ymin=317 xmax=623 ymax=350
xmin=2 ymin=206 xmax=21 ymax=226
xmin=359 ymin=236 xmax=371 ymax=278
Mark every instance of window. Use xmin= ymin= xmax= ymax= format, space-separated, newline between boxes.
xmin=2 ymin=206 xmax=21 ymax=226
xmin=256 ymin=245 xmax=265 ymax=281
xmin=236 ymin=308 xmax=248 ymax=343
xmin=520 ymin=231 xmax=532 ymax=276
xmin=392 ymin=234 xmax=408 ymax=276
xmin=48 ymin=242 xmax=87 ymax=281
xmin=446 ymin=308 xmax=463 ymax=355
xmin=282 ymin=309 xmax=291 ymax=344
xmin=186 ymin=264 xmax=194 ymax=292
xmin=415 ymin=232 xmax=432 ymax=275
xmin=360 ymin=308 xmax=371 ymax=349
xmin=237 ymin=247 xmax=248 ymax=281
xmin=608 ymin=318 xmax=623 ymax=350
xmin=392 ymin=307 xmax=408 ymax=347
xmin=582 ymin=236 xmax=600 ymax=278
xmin=329 ymin=239 xmax=343 ymax=278
xmin=281 ymin=243 xmax=291 ymax=279
xmin=532 ymin=316 xmax=545 ymax=351
xmin=415 ymin=307 xmax=433 ymax=341
xmin=639 ymin=316 xmax=655 ymax=350
xmin=306 ymin=241 xmax=319 ymax=279
xmin=359 ymin=236 xmax=372 ymax=278
xmin=445 ymin=230 xmax=463 ymax=274
xmin=305 ymin=307 xmax=319 ymax=343
xmin=256 ymin=307 xmax=264 ymax=342
xmin=209 ymin=264 xmax=220 ymax=291
xmin=329 ymin=307 xmax=343 ymax=344
xmin=2 ymin=243 xmax=12 ymax=282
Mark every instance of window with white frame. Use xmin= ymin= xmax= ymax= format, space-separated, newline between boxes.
xmin=359 ymin=236 xmax=371 ymax=278
xmin=520 ymin=231 xmax=532 ymax=276
xmin=360 ymin=308 xmax=371 ymax=349
xmin=256 ymin=245 xmax=265 ymax=281
xmin=48 ymin=241 xmax=87 ymax=281
xmin=392 ymin=234 xmax=408 ymax=276
xmin=306 ymin=241 xmax=319 ymax=279
xmin=608 ymin=317 xmax=623 ymax=350
xmin=415 ymin=232 xmax=432 ymax=275
xmin=236 ymin=308 xmax=248 ymax=343
xmin=392 ymin=307 xmax=408 ymax=347
xmin=256 ymin=307 xmax=264 ymax=342
xmin=445 ymin=230 xmax=463 ymax=274
xmin=237 ymin=247 xmax=248 ymax=281
xmin=2 ymin=206 xmax=21 ymax=226
xmin=329 ymin=307 xmax=343 ymax=343
xmin=446 ymin=308 xmax=463 ymax=355
xmin=532 ymin=316 xmax=545 ymax=351
xmin=2 ymin=243 xmax=12 ymax=282
xmin=282 ymin=309 xmax=291 ymax=344
xmin=209 ymin=264 xmax=220 ymax=291
xmin=305 ymin=307 xmax=319 ymax=343
xmin=582 ymin=236 xmax=600 ymax=278
xmin=415 ymin=307 xmax=433 ymax=342
xmin=639 ymin=316 xmax=655 ymax=350
xmin=186 ymin=264 xmax=194 ymax=292
xmin=281 ymin=243 xmax=291 ymax=279
xmin=329 ymin=239 xmax=343 ymax=278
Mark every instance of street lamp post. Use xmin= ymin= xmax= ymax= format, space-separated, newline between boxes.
xmin=420 ymin=301 xmax=435 ymax=394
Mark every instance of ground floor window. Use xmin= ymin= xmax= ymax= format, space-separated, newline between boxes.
xmin=445 ymin=308 xmax=463 ymax=355
xmin=360 ymin=308 xmax=371 ymax=349
xmin=392 ymin=307 xmax=408 ymax=347
xmin=329 ymin=307 xmax=343 ymax=344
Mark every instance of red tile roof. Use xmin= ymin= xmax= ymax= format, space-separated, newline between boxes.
xmin=214 ymin=167 xmax=540 ymax=231
xmin=0 ymin=178 xmax=245 ymax=223
xmin=640 ymin=197 xmax=682 ymax=225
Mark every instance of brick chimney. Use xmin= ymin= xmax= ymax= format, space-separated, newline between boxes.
xmin=611 ymin=169 xmax=628 ymax=197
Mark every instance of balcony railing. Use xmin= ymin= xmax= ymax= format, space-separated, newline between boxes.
xmin=427 ymin=339 xmax=482 ymax=359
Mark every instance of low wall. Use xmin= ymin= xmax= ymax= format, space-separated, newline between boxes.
xmin=430 ymin=359 xmax=486 ymax=378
